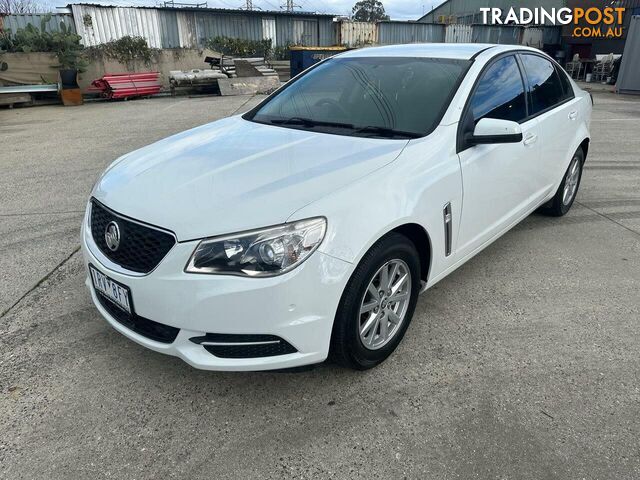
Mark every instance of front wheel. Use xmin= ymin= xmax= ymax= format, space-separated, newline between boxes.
xmin=329 ymin=233 xmax=421 ymax=370
xmin=539 ymin=148 xmax=584 ymax=217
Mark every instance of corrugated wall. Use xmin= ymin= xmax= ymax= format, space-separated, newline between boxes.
xmin=337 ymin=21 xmax=377 ymax=46
xmin=69 ymin=5 xmax=333 ymax=49
xmin=318 ymin=17 xmax=334 ymax=46
xmin=195 ymin=11 xmax=264 ymax=45
xmin=521 ymin=27 xmax=543 ymax=48
xmin=378 ymin=22 xmax=445 ymax=44
xmin=445 ymin=24 xmax=472 ymax=42
xmin=2 ymin=13 xmax=76 ymax=34
xmin=542 ymin=26 xmax=561 ymax=45
xmin=71 ymin=5 xmax=163 ymax=48
xmin=471 ymin=25 xmax=522 ymax=44
xmin=158 ymin=10 xmax=180 ymax=48
xmin=419 ymin=0 xmax=568 ymax=25
xmin=5 ymin=8 xmax=562 ymax=53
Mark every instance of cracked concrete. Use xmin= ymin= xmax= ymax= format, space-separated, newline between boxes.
xmin=1 ymin=91 xmax=639 ymax=479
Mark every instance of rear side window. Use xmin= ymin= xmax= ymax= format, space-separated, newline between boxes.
xmin=555 ymin=65 xmax=575 ymax=100
xmin=469 ymin=55 xmax=527 ymax=123
xmin=521 ymin=54 xmax=565 ymax=114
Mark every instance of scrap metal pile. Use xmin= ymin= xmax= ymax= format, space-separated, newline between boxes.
xmin=169 ymin=55 xmax=280 ymax=96
xmin=90 ymin=72 xmax=162 ymax=100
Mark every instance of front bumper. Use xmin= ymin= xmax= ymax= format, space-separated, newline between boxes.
xmin=81 ymin=214 xmax=352 ymax=371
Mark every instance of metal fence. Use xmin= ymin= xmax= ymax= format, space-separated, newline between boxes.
xmin=3 ymin=9 xmax=562 ymax=51
xmin=444 ymin=24 xmax=472 ymax=43
xmin=377 ymin=22 xmax=445 ymax=45
xmin=1 ymin=13 xmax=76 ymax=34
xmin=336 ymin=21 xmax=377 ymax=47
xmin=66 ymin=4 xmax=334 ymax=49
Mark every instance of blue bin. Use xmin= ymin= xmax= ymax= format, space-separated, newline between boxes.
xmin=289 ymin=47 xmax=347 ymax=78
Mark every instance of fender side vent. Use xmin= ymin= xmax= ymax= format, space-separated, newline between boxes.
xmin=443 ymin=202 xmax=453 ymax=257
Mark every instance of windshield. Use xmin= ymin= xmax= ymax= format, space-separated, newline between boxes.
xmin=247 ymin=56 xmax=470 ymax=139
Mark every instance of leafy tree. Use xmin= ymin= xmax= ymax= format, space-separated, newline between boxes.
xmin=351 ymin=0 xmax=389 ymax=22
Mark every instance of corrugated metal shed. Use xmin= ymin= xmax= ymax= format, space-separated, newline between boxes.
xmin=616 ymin=15 xmax=640 ymax=94
xmin=71 ymin=5 xmax=163 ymax=48
xmin=1 ymin=13 xmax=77 ymax=34
xmin=521 ymin=27 xmax=544 ymax=48
xmin=471 ymin=25 xmax=521 ymax=44
xmin=542 ymin=26 xmax=561 ymax=45
xmin=336 ymin=21 xmax=377 ymax=46
xmin=195 ymin=11 xmax=264 ymax=44
xmin=378 ymin=22 xmax=445 ymax=45
xmin=68 ymin=4 xmax=335 ymax=49
xmin=445 ymin=24 xmax=472 ymax=42
xmin=419 ymin=0 xmax=567 ymax=25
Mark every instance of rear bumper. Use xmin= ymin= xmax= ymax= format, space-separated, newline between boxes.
xmin=81 ymin=214 xmax=352 ymax=371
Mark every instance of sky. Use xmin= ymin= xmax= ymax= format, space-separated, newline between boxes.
xmin=47 ymin=0 xmax=446 ymax=20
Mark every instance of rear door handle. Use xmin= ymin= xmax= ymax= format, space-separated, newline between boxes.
xmin=523 ymin=133 xmax=537 ymax=146
xmin=568 ymin=111 xmax=578 ymax=120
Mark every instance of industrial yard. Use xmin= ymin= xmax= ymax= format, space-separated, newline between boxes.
xmin=1 ymin=89 xmax=639 ymax=479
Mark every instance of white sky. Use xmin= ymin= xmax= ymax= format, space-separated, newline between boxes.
xmin=50 ymin=0 xmax=446 ymax=20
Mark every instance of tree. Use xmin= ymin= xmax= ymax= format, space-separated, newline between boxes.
xmin=351 ymin=0 xmax=389 ymax=22
xmin=0 ymin=0 xmax=42 ymax=14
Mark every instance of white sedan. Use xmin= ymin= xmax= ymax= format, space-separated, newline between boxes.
xmin=82 ymin=43 xmax=592 ymax=371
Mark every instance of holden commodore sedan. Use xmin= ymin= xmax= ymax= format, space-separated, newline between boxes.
xmin=82 ymin=43 xmax=592 ymax=371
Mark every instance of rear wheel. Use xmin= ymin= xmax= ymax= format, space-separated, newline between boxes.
xmin=329 ymin=233 xmax=421 ymax=370
xmin=539 ymin=148 xmax=584 ymax=217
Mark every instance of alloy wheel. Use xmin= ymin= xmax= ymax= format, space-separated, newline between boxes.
xmin=563 ymin=155 xmax=581 ymax=206
xmin=358 ymin=259 xmax=412 ymax=350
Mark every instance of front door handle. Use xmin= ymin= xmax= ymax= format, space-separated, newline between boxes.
xmin=568 ymin=111 xmax=578 ymax=120
xmin=523 ymin=133 xmax=538 ymax=146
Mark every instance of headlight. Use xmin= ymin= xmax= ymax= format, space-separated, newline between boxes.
xmin=185 ymin=217 xmax=326 ymax=277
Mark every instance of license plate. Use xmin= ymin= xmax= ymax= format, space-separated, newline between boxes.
xmin=89 ymin=265 xmax=131 ymax=314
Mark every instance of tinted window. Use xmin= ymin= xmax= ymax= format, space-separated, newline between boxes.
xmin=470 ymin=55 xmax=527 ymax=123
xmin=555 ymin=65 xmax=574 ymax=100
xmin=249 ymin=57 xmax=470 ymax=138
xmin=521 ymin=54 xmax=565 ymax=114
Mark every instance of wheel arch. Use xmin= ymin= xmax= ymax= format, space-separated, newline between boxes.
xmin=388 ymin=223 xmax=432 ymax=283
xmin=579 ymin=137 xmax=590 ymax=161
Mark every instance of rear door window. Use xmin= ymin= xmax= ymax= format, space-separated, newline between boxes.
xmin=555 ymin=65 xmax=575 ymax=101
xmin=469 ymin=55 xmax=527 ymax=124
xmin=520 ymin=54 xmax=566 ymax=114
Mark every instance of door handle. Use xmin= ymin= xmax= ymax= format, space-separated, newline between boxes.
xmin=568 ymin=111 xmax=578 ymax=120
xmin=523 ymin=133 xmax=538 ymax=146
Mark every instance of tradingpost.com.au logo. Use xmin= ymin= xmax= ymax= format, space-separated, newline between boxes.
xmin=480 ymin=7 xmax=625 ymax=38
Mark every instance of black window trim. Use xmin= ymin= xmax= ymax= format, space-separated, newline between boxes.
xmin=457 ymin=49 xmax=576 ymax=153
xmin=243 ymin=55 xmax=476 ymax=140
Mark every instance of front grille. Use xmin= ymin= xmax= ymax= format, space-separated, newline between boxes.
xmin=96 ymin=292 xmax=180 ymax=343
xmin=189 ymin=333 xmax=297 ymax=358
xmin=90 ymin=199 xmax=176 ymax=274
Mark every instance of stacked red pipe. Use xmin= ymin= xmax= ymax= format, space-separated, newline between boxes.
xmin=90 ymin=72 xmax=161 ymax=99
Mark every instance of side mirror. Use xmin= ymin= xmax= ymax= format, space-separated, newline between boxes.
xmin=465 ymin=118 xmax=523 ymax=145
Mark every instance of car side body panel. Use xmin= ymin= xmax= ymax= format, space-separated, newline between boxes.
xmin=290 ymin=46 xmax=592 ymax=293
xmin=288 ymin=123 xmax=463 ymax=288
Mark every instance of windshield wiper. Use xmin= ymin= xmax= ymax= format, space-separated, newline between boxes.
xmin=350 ymin=125 xmax=421 ymax=139
xmin=267 ymin=118 xmax=419 ymax=139
xmin=270 ymin=117 xmax=354 ymax=129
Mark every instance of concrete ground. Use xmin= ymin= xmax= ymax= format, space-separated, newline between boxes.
xmin=1 ymin=91 xmax=639 ymax=479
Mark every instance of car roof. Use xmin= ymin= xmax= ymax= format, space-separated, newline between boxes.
xmin=337 ymin=43 xmax=542 ymax=61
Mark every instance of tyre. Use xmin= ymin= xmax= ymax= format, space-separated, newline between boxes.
xmin=329 ymin=232 xmax=421 ymax=370
xmin=539 ymin=148 xmax=585 ymax=217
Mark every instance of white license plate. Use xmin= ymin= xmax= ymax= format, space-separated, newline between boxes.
xmin=89 ymin=265 xmax=131 ymax=314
